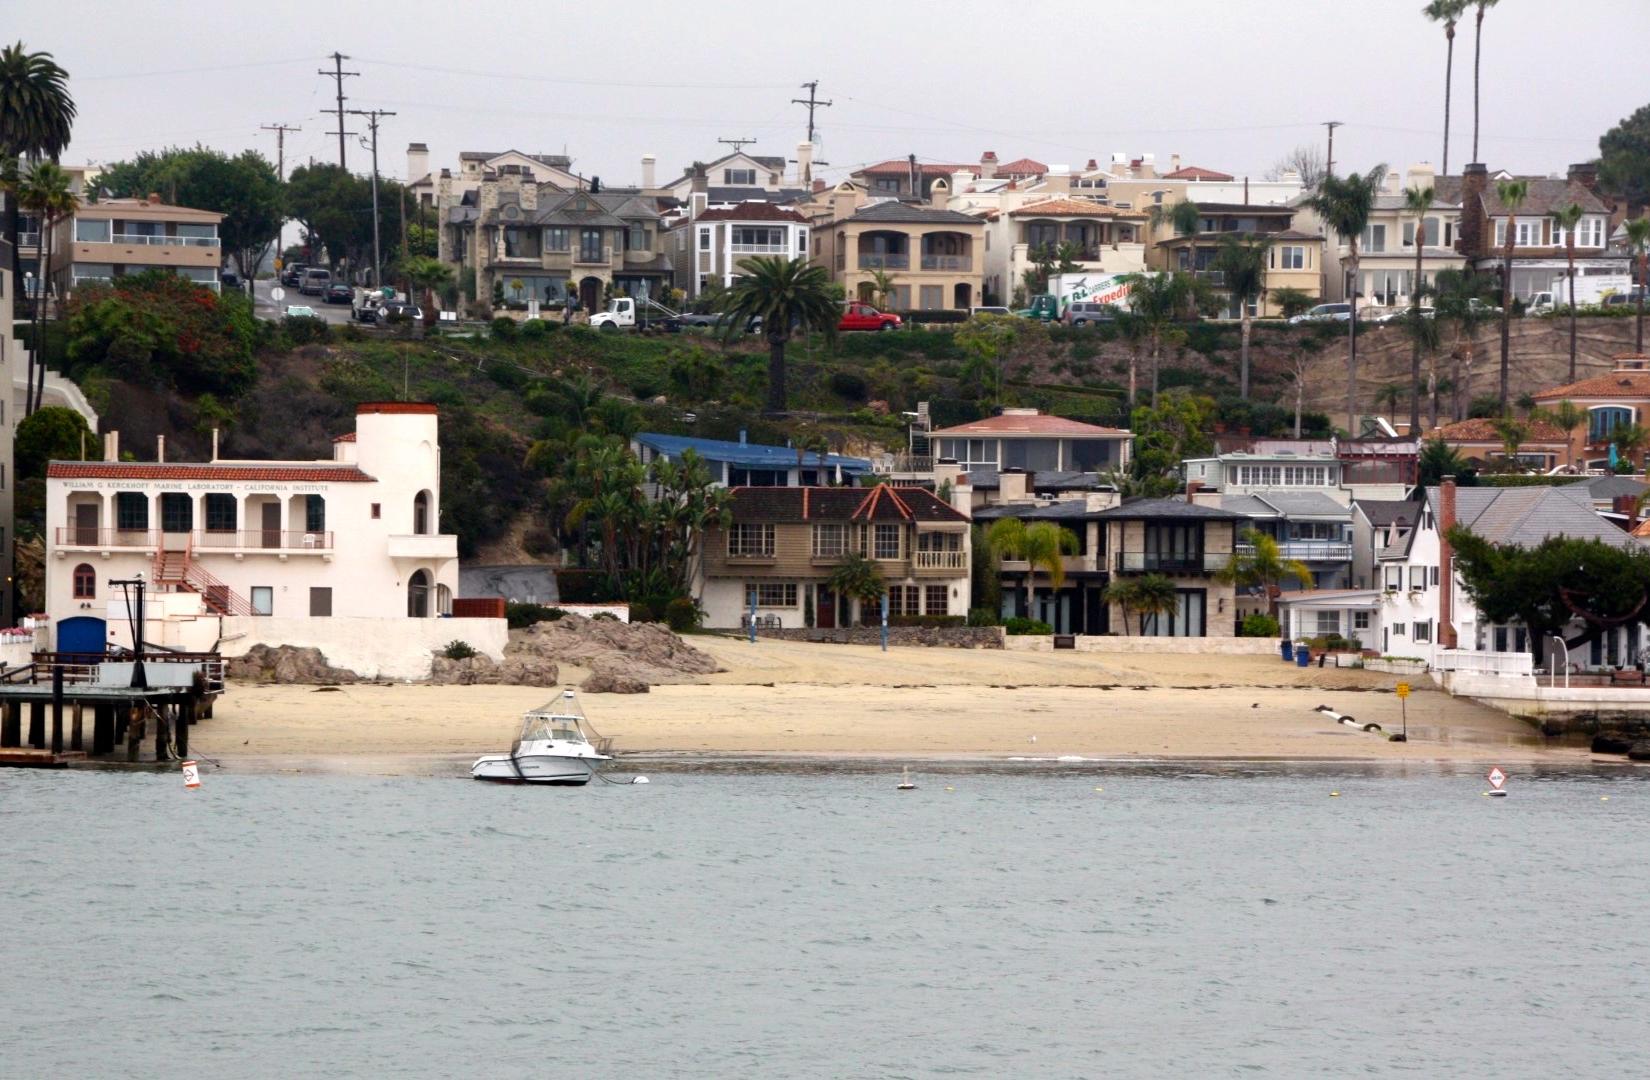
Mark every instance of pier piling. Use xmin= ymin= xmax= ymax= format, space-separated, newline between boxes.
xmin=28 ymin=702 xmax=44 ymax=750
xmin=1 ymin=701 xmax=17 ymax=748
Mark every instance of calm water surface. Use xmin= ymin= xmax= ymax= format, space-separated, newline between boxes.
xmin=2 ymin=763 xmax=1645 ymax=1078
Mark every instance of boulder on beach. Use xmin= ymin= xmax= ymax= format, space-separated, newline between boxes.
xmin=580 ymin=670 xmax=650 ymax=694
xmin=225 ymin=644 xmax=359 ymax=684
xmin=1627 ymin=740 xmax=1650 ymax=762
xmin=507 ymin=616 xmax=722 ymax=685
xmin=427 ymin=654 xmax=560 ymax=687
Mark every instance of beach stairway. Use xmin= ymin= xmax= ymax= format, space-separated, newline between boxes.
xmin=151 ymin=548 xmax=255 ymax=616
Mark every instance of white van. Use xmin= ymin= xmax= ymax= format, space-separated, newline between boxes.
xmin=300 ymin=267 xmax=332 ymax=296
xmin=1526 ymin=291 xmax=1556 ymax=314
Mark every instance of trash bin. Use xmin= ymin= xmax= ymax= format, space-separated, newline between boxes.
xmin=1280 ymin=641 xmax=1295 ymax=662
xmin=1294 ymin=644 xmax=1311 ymax=667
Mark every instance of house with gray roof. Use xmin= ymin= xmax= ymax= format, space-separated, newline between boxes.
xmin=801 ymin=179 xmax=987 ymax=310
xmin=1184 ymin=449 xmax=1358 ymax=589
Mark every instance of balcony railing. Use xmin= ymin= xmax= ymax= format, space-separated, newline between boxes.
xmin=1192 ymin=269 xmax=1226 ymax=285
xmin=19 ymin=231 xmax=40 ymax=249
xmin=873 ymin=453 xmax=935 ymax=474
xmin=858 ymin=253 xmax=909 ymax=269
xmin=107 ymin=233 xmax=219 ymax=247
xmin=730 ymin=243 xmax=792 ymax=255
xmin=919 ymin=254 xmax=971 ymax=271
xmin=55 ymin=528 xmax=332 ymax=551
xmin=574 ymin=246 xmax=613 ymax=265
xmin=914 ymin=549 xmax=967 ymax=571
xmin=1239 ymin=540 xmax=1352 ymax=561
xmin=1114 ymin=551 xmax=1230 ymax=573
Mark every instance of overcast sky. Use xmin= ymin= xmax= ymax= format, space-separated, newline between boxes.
xmin=18 ymin=0 xmax=1650 ymax=189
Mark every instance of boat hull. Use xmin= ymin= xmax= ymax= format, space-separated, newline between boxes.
xmin=471 ymin=751 xmax=606 ymax=785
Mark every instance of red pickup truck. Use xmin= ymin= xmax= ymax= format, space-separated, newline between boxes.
xmin=838 ymin=303 xmax=902 ymax=332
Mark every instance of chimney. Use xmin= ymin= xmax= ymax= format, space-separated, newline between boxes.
xmin=406 ymin=142 xmax=429 ymax=186
xmin=738 ymin=428 xmax=747 ymax=446
xmin=796 ymin=141 xmax=814 ymax=185
xmin=1185 ymin=479 xmax=1201 ymax=503
xmin=831 ymin=182 xmax=857 ymax=223
xmin=156 ymin=435 xmax=166 ymax=463
xmin=103 ymin=431 xmax=119 ymax=462
xmin=1614 ymin=494 xmax=1638 ymax=530
xmin=690 ymin=164 xmax=708 ymax=219
xmin=147 ymin=191 xmax=161 ymax=205
xmin=1567 ymin=161 xmax=1599 ymax=194
xmin=1386 ymin=170 xmax=1401 ymax=195
xmin=641 ymin=153 xmax=656 ymax=190
xmin=1438 ymin=476 xmax=1458 ymax=649
xmin=1458 ymin=163 xmax=1489 ymax=258
xmin=929 ymin=176 xmax=950 ymax=209
xmin=979 ymin=151 xmax=998 ymax=180
xmin=950 ymin=472 xmax=973 ymax=516
xmin=997 ymin=468 xmax=1029 ymax=503
xmin=210 ymin=427 xmax=219 ymax=462
xmin=1171 ymin=153 xmax=1181 ymax=173
xmin=908 ymin=153 xmax=920 ymax=196
xmin=1086 ymin=159 xmax=1099 ymax=172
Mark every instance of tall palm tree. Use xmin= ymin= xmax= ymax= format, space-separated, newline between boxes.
xmin=1405 ymin=306 xmax=1445 ymax=427
xmin=1120 ymin=270 xmax=1197 ymax=402
xmin=720 ymin=255 xmax=839 ymax=414
xmin=16 ymin=159 xmax=76 ymax=414
xmin=1149 ymin=199 xmax=1202 ymax=244
xmin=1216 ymin=529 xmax=1313 ymax=615
xmin=1470 ymin=0 xmax=1500 ymax=163
xmin=1433 ymin=267 xmax=1490 ymax=419
xmin=1114 ymin=309 xmax=1148 ymax=408
xmin=1552 ymin=202 xmax=1584 ymax=382
xmin=1213 ymin=233 xmax=1270 ymax=399
xmin=1404 ymin=183 xmax=1436 ymax=433
xmin=1494 ymin=178 xmax=1528 ymax=411
xmin=1423 ymin=1 xmax=1467 ymax=173
xmin=1624 ymin=217 xmax=1650 ymax=353
xmin=1307 ymin=165 xmax=1387 ymax=432
xmin=986 ymin=517 xmax=1078 ymax=622
xmin=1374 ymin=383 xmax=1405 ymax=417
xmin=0 ymin=42 xmax=75 ymax=278
xmin=1537 ymin=398 xmax=1584 ymax=469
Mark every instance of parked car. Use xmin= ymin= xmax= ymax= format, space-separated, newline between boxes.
xmin=324 ymin=283 xmax=353 ymax=304
xmin=839 ymin=302 xmax=902 ymax=332
xmin=1604 ymin=287 xmax=1646 ymax=307
xmin=280 ymin=264 xmax=306 ymax=287
xmin=284 ymin=305 xmax=318 ymax=319
xmin=377 ymin=300 xmax=422 ymax=322
xmin=300 ymin=268 xmax=332 ymax=296
xmin=969 ymin=305 xmax=1012 ymax=317
xmin=221 ymin=270 xmax=240 ymax=289
xmin=1288 ymin=302 xmax=1353 ymax=325
xmin=1064 ymin=301 xmax=1118 ymax=327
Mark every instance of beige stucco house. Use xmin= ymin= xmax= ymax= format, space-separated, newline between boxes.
xmin=804 ymin=181 xmax=986 ymax=310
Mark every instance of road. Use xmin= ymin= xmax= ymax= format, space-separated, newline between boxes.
xmin=251 ymin=277 xmax=356 ymax=325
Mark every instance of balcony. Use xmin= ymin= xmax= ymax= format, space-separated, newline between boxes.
xmin=1114 ymin=551 xmax=1230 ymax=573
xmin=574 ymin=246 xmax=614 ymax=266
xmin=1239 ymin=540 xmax=1352 ymax=562
xmin=1192 ymin=270 xmax=1226 ymax=285
xmin=730 ymin=243 xmax=792 ymax=255
xmin=19 ymin=231 xmax=40 ymax=249
xmin=109 ymin=233 xmax=219 ymax=248
xmin=54 ymin=528 xmax=332 ymax=552
xmin=920 ymin=255 xmax=971 ymax=271
xmin=914 ymin=549 xmax=967 ymax=572
xmin=387 ymin=534 xmax=459 ymax=560
xmin=858 ymin=253 xmax=909 ymax=270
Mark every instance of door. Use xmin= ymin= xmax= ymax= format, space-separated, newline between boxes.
xmin=579 ymin=276 xmax=601 ymax=313
xmin=816 ymin=585 xmax=837 ymax=629
xmin=261 ymin=503 xmax=281 ymax=549
xmin=57 ymin=616 xmax=107 ymax=656
xmin=74 ymin=504 xmax=99 ymax=545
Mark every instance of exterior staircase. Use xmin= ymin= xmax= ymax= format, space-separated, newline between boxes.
xmin=151 ymin=546 xmax=254 ymax=617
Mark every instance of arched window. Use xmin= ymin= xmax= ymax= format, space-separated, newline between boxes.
xmin=413 ymin=490 xmax=432 ymax=536
xmin=408 ymin=569 xmax=431 ymax=618
xmin=436 ymin=583 xmax=453 ymax=617
xmin=73 ymin=564 xmax=96 ymax=600
xmin=1589 ymin=406 xmax=1635 ymax=443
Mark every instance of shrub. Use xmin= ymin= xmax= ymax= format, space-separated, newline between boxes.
xmin=520 ymin=318 xmax=549 ymax=339
xmin=505 ymin=602 xmax=564 ymax=629
xmin=491 ymin=316 xmax=518 ymax=340
xmin=664 ymin=596 xmax=702 ymax=632
xmin=281 ymin=314 xmax=330 ymax=345
xmin=554 ymin=568 xmax=608 ymax=603
xmin=1239 ymin=613 xmax=1281 ymax=638
xmin=442 ymin=640 xmax=479 ymax=660
xmin=1004 ymin=616 xmax=1054 ymax=635
xmin=65 ymin=271 xmax=258 ymax=396
xmin=967 ymin=607 xmax=1002 ymax=627
xmin=887 ymin=614 xmax=966 ymax=628
xmin=829 ymin=370 xmax=869 ymax=401
xmin=592 ymin=611 xmax=620 ymax=621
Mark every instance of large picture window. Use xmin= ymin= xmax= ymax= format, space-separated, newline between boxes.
xmin=728 ymin=524 xmax=775 ymax=558
xmin=204 ymin=493 xmax=237 ymax=533
xmin=812 ymin=524 xmax=847 ymax=558
xmin=116 ymin=492 xmax=148 ymax=531
xmin=873 ymin=524 xmax=901 ymax=560
xmin=744 ymin=582 xmax=797 ymax=607
xmin=160 ymin=493 xmax=192 ymax=533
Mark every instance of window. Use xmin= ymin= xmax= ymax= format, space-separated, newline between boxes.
xmin=889 ymin=585 xmax=920 ymax=616
xmin=1276 ymin=245 xmax=1305 ymax=270
xmin=1312 ymin=610 xmax=1341 ymax=635
xmin=545 ymin=227 xmax=570 ymax=252
xmin=160 ymin=493 xmax=192 ymax=533
xmin=744 ymin=582 xmax=798 ymax=607
xmin=309 ymin=587 xmax=332 ymax=617
xmin=627 ymin=225 xmax=649 ymax=251
xmin=116 ymin=492 xmax=148 ymax=531
xmin=732 ymin=226 xmax=786 ymax=248
xmin=729 ymin=467 xmax=787 ymax=486
xmin=873 ymin=177 xmax=901 ymax=192
xmin=250 ymin=586 xmax=273 ymax=617
xmin=919 ymin=285 xmax=942 ymax=309
xmin=579 ymin=229 xmax=604 ymax=261
xmin=1392 ymin=622 xmax=1406 ymax=636
xmin=306 ymin=495 xmax=326 ymax=534
xmin=1413 ymin=620 xmax=1432 ymax=643
xmin=873 ymin=523 xmax=901 ymax=560
xmin=728 ymin=524 xmax=775 ymax=558
xmin=503 ymin=227 xmax=541 ymax=258
xmin=916 ymin=531 xmax=962 ymax=552
xmin=1353 ymin=611 xmax=1371 ymax=630
xmin=204 ymin=493 xmax=237 ymax=533
xmin=413 ymin=490 xmax=432 ymax=535
xmin=72 ymin=563 xmax=95 ymax=599
xmin=812 ymin=524 xmax=848 ymax=558
xmin=1589 ymin=406 xmax=1634 ymax=442
xmin=724 ymin=168 xmax=756 ymax=185
xmin=1409 ymin=566 xmax=1428 ymax=591
xmin=1429 ymin=566 xmax=1439 ymax=587
xmin=74 ymin=218 xmax=111 ymax=242
xmin=925 ymin=584 xmax=949 ymax=615
xmin=1580 ymin=218 xmax=1604 ymax=247
xmin=1515 ymin=219 xmax=1539 ymax=246
xmin=1361 ymin=224 xmax=1386 ymax=253
xmin=371 ymin=503 xmax=382 ymax=519
xmin=698 ymin=228 xmax=710 ymax=251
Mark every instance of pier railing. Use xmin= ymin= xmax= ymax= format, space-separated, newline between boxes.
xmin=1431 ymin=649 xmax=1533 ymax=676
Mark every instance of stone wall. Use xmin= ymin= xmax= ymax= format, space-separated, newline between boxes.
xmin=760 ymin=626 xmax=1005 ymax=649
xmin=1006 ymin=634 xmax=1282 ymax=654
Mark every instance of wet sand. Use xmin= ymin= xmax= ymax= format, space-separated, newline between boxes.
xmin=190 ymin=638 xmax=1582 ymax=774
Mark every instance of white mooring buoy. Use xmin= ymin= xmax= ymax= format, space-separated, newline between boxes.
xmin=897 ymin=766 xmax=916 ymax=791
xmin=181 ymin=760 xmax=201 ymax=789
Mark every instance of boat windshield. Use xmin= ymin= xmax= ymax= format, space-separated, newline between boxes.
xmin=519 ymin=712 xmax=587 ymax=743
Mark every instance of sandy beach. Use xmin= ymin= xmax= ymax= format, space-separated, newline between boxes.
xmin=190 ymin=637 xmax=1580 ymax=773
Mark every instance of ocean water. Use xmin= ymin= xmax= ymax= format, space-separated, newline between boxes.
xmin=2 ymin=763 xmax=1646 ymax=1078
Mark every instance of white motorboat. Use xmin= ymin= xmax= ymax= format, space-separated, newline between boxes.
xmin=471 ymin=690 xmax=612 ymax=785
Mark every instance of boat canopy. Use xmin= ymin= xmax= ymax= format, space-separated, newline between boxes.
xmin=519 ymin=690 xmax=589 ymax=743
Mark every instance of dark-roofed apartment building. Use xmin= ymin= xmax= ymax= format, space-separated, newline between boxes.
xmin=1456 ymin=161 xmax=1629 ymax=302
xmin=1147 ymin=202 xmax=1323 ymax=318
xmin=697 ymin=484 xmax=972 ymax=629
xmin=803 ymin=181 xmax=986 ymax=310
xmin=666 ymin=202 xmax=809 ymax=299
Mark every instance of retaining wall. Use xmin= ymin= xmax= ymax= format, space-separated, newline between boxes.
xmin=760 ymin=626 xmax=1004 ymax=649
xmin=1006 ymin=635 xmax=1280 ymax=655
xmin=219 ymin=615 xmax=509 ymax=680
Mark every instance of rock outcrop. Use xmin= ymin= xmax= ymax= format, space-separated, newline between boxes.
xmin=428 ymin=654 xmax=561 ymax=686
xmin=579 ymin=670 xmax=650 ymax=694
xmin=225 ymin=644 xmax=360 ymax=684
xmin=506 ymin=616 xmax=721 ymax=689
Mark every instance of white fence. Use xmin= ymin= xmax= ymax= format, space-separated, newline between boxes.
xmin=1431 ymin=649 xmax=1533 ymax=677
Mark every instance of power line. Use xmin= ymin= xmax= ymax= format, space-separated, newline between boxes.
xmin=353 ymin=56 xmax=791 ymax=91
xmin=346 ymin=109 xmax=396 ymax=288
xmin=718 ymin=136 xmax=758 ymax=154
xmin=260 ymin=122 xmax=301 ymax=180
xmin=319 ymin=52 xmax=359 ymax=169
xmin=77 ymin=57 xmax=315 ymax=81
xmin=791 ymin=80 xmax=832 ymax=144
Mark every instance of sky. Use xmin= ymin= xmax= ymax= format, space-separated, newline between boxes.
xmin=16 ymin=0 xmax=1650 ymax=189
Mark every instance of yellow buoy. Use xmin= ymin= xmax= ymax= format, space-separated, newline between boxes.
xmin=1330 ymin=792 xmax=1340 ymax=797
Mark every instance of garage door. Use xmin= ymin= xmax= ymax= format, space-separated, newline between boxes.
xmin=57 ymin=616 xmax=108 ymax=656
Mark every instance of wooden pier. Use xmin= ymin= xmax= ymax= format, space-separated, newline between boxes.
xmin=0 ymin=652 xmax=223 ymax=768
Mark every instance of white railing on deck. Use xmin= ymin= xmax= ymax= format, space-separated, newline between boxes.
xmin=1432 ymin=649 xmax=1533 ymax=676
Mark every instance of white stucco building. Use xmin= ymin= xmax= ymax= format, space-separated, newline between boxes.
xmin=43 ymin=403 xmax=504 ymax=678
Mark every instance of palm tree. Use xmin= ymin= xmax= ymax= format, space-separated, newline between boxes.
xmin=1423 ymin=1 xmax=1467 ymax=173
xmin=0 ymin=42 xmax=76 ymax=277
xmin=1432 ymin=267 xmax=1491 ymax=419
xmin=1307 ymin=165 xmax=1388 ymax=432
xmin=1374 ymin=383 xmax=1405 ymax=417
xmin=401 ymin=254 xmax=454 ymax=327
xmin=1490 ymin=417 xmax=1528 ymax=471
xmin=866 ymin=267 xmax=896 ymax=309
xmin=1611 ymin=423 xmax=1650 ymax=473
xmin=1403 ymin=184 xmax=1436 ymax=434
xmin=1405 ymin=306 xmax=1446 ymax=428
xmin=1494 ymin=178 xmax=1528 ymax=410
xmin=1418 ymin=436 xmax=1470 ymax=485
xmin=1552 ymin=201 xmax=1584 ymax=381
xmin=719 ymin=255 xmax=839 ymax=414
xmin=16 ymin=159 xmax=76 ymax=415
xmin=1216 ymin=529 xmax=1313 ymax=615
xmin=1114 ymin=309 xmax=1147 ymax=408
xmin=986 ymin=517 xmax=1079 ymax=622
xmin=1624 ymin=217 xmax=1650 ymax=353
xmin=825 ymin=552 xmax=886 ymax=626
xmin=1212 ymin=233 xmax=1270 ymax=399
xmin=1103 ymin=573 xmax=1179 ymax=636
xmin=1470 ymin=0 xmax=1500 ymax=163
xmin=1284 ymin=348 xmax=1314 ymax=437
xmin=1539 ymin=399 xmax=1585 ymax=469
xmin=1149 ymin=199 xmax=1201 ymax=243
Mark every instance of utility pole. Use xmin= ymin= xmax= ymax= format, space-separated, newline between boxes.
xmin=260 ymin=122 xmax=301 ymax=179
xmin=347 ymin=108 xmax=396 ymax=289
xmin=791 ymin=81 xmax=832 ymax=144
xmin=718 ymin=136 xmax=757 ymax=154
xmin=1323 ymin=120 xmax=1343 ymax=180
xmin=320 ymin=52 xmax=359 ymax=169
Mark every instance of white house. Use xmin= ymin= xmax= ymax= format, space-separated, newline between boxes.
xmin=666 ymin=202 xmax=809 ymax=299
xmin=44 ymin=403 xmax=504 ymax=679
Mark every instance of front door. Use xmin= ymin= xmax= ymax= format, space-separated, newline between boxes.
xmin=816 ymin=586 xmax=837 ymax=629
xmin=261 ymin=503 xmax=282 ymax=549
xmin=74 ymin=504 xmax=99 ymax=545
xmin=579 ymin=276 xmax=601 ymax=313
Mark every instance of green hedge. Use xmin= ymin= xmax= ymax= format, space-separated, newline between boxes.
xmin=505 ymin=602 xmax=564 ymax=629
xmin=888 ymin=614 xmax=966 ymax=628
xmin=1005 ymin=616 xmax=1054 ymax=635
xmin=1478 ymin=475 xmax=1591 ymax=488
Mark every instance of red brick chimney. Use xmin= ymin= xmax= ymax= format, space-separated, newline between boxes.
xmin=1457 ymin=164 xmax=1488 ymax=259
xmin=1438 ymin=476 xmax=1458 ymax=649
xmin=1185 ymin=479 xmax=1201 ymax=504
xmin=1567 ymin=162 xmax=1600 ymax=195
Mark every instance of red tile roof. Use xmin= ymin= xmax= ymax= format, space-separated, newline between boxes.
xmin=47 ymin=462 xmax=376 ymax=482
xmin=331 ymin=432 xmax=357 ymax=443
xmin=1532 ymin=358 xmax=1650 ymax=400
xmin=357 ymin=402 xmax=438 ymax=415
xmin=1008 ymin=197 xmax=1147 ymax=219
xmin=693 ymin=202 xmax=807 ymax=223
xmin=1163 ymin=165 xmax=1235 ymax=181
xmin=931 ymin=413 xmax=1130 ymax=437
xmin=995 ymin=157 xmax=1049 ymax=177
xmin=1426 ymin=418 xmax=1569 ymax=443
xmin=858 ymin=160 xmax=976 ymax=178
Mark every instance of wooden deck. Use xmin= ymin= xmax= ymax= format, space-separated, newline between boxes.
xmin=0 ymin=747 xmax=87 ymax=767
